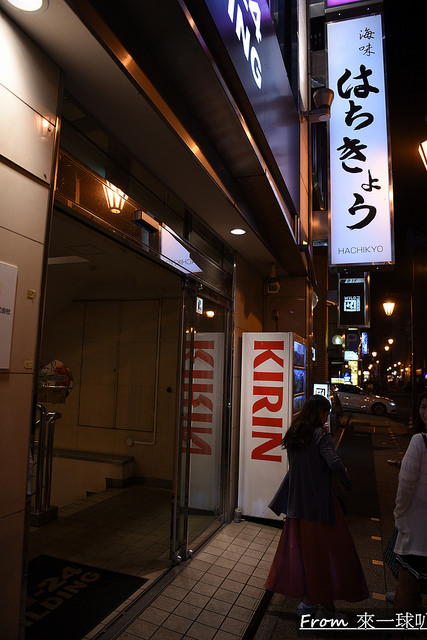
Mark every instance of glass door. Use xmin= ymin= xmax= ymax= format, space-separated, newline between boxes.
xmin=174 ymin=283 xmax=231 ymax=560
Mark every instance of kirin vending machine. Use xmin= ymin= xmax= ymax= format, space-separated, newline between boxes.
xmin=238 ymin=332 xmax=306 ymax=520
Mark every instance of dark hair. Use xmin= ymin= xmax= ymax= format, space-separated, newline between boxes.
xmin=282 ymin=394 xmax=331 ymax=451
xmin=415 ymin=392 xmax=427 ymax=434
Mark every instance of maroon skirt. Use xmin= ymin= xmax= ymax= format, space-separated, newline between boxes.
xmin=265 ymin=496 xmax=369 ymax=606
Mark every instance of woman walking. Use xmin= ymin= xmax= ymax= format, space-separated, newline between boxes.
xmin=265 ymin=394 xmax=369 ymax=617
xmin=393 ymin=429 xmax=427 ymax=610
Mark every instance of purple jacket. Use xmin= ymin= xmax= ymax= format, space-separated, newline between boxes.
xmin=268 ymin=427 xmax=350 ymax=525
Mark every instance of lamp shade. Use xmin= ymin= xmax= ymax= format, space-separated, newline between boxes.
xmin=383 ymin=301 xmax=395 ymax=316
xmin=419 ymin=140 xmax=427 ymax=172
xmin=313 ymin=87 xmax=334 ymax=110
xmin=103 ymin=181 xmax=128 ymax=213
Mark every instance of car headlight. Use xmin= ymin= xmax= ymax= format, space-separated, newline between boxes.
xmin=390 ymin=402 xmax=396 ymax=406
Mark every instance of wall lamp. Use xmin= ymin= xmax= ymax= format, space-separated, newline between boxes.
xmin=302 ymin=88 xmax=334 ymax=123
xmin=103 ymin=180 xmax=128 ymax=214
xmin=419 ymin=140 xmax=427 ymax=171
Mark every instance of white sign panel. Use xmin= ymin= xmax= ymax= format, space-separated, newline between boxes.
xmin=239 ymin=333 xmax=291 ymax=519
xmin=0 ymin=262 xmax=18 ymax=369
xmin=313 ymin=383 xmax=329 ymax=397
xmin=328 ymin=15 xmax=394 ymax=268
xmin=161 ymin=225 xmax=202 ymax=274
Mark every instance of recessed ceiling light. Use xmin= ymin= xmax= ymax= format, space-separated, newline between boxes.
xmin=5 ymin=0 xmax=48 ymax=12
xmin=230 ymin=228 xmax=246 ymax=235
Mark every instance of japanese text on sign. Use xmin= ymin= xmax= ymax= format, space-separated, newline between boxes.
xmin=328 ymin=15 xmax=394 ymax=268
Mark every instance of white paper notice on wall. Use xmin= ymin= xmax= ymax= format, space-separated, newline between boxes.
xmin=0 ymin=261 xmax=18 ymax=369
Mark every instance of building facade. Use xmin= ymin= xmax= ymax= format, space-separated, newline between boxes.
xmin=0 ymin=1 xmax=320 ymax=636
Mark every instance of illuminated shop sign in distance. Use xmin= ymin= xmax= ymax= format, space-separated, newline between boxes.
xmin=338 ymin=276 xmax=370 ymax=328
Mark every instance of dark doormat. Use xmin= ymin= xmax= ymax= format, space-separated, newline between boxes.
xmin=25 ymin=555 xmax=147 ymax=640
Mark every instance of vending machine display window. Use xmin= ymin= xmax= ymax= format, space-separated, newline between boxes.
xmin=293 ymin=340 xmax=306 ymax=414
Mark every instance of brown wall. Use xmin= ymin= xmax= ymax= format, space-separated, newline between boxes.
xmin=312 ymin=248 xmax=329 ymax=384
xmin=0 ymin=14 xmax=60 ymax=638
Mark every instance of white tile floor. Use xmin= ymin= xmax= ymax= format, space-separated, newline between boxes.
xmin=113 ymin=521 xmax=280 ymax=640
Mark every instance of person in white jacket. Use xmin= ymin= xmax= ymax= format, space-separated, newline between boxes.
xmin=393 ymin=431 xmax=427 ymax=610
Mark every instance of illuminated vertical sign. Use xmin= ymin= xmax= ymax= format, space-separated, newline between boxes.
xmin=361 ymin=331 xmax=368 ymax=355
xmin=338 ymin=275 xmax=370 ymax=328
xmin=328 ymin=15 xmax=394 ymax=268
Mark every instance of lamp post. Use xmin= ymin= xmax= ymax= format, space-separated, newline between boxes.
xmin=382 ymin=289 xmax=416 ymax=423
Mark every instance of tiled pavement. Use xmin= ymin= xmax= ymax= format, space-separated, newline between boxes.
xmin=114 ymin=520 xmax=280 ymax=640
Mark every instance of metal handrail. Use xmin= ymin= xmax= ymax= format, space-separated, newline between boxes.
xmin=32 ymin=404 xmax=61 ymax=515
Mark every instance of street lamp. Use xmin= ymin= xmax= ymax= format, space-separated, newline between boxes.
xmin=382 ymin=295 xmax=417 ymax=422
xmin=383 ymin=301 xmax=395 ymax=316
xmin=419 ymin=139 xmax=427 ymax=171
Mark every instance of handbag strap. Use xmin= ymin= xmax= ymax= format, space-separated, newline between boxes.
xmin=422 ymin=432 xmax=427 ymax=449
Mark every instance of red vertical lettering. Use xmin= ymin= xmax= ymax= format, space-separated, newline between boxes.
xmin=253 ymin=341 xmax=284 ymax=369
xmin=252 ymin=386 xmax=283 ymax=413
xmin=182 ymin=339 xmax=215 ymax=455
xmin=251 ymin=432 xmax=282 ymax=462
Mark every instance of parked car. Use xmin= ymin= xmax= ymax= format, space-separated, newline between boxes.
xmin=331 ymin=383 xmax=397 ymax=416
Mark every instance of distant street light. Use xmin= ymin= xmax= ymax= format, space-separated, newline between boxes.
xmin=382 ymin=291 xmax=417 ymax=421
xmin=383 ymin=301 xmax=395 ymax=316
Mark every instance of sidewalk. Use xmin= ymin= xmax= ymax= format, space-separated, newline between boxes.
xmin=105 ymin=519 xmax=281 ymax=640
xmin=95 ymin=414 xmax=419 ymax=640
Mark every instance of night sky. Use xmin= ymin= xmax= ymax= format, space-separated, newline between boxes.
xmin=367 ymin=1 xmax=427 ymax=368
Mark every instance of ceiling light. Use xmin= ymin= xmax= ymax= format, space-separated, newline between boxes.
xmin=5 ymin=0 xmax=48 ymax=11
xmin=230 ymin=228 xmax=246 ymax=235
